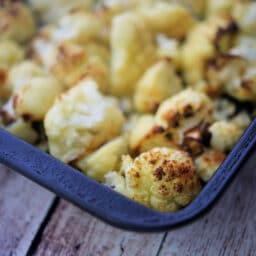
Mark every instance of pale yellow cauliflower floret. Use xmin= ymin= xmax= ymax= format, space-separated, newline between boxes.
xmin=28 ymin=0 xmax=92 ymax=23
xmin=232 ymin=1 xmax=256 ymax=35
xmin=110 ymin=12 xmax=156 ymax=96
xmin=49 ymin=10 xmax=103 ymax=45
xmin=195 ymin=149 xmax=226 ymax=182
xmin=137 ymin=2 xmax=196 ymax=39
xmin=181 ymin=16 xmax=238 ymax=87
xmin=129 ymin=115 xmax=176 ymax=155
xmin=5 ymin=118 xmax=38 ymax=144
xmin=13 ymin=76 xmax=63 ymax=121
xmin=206 ymin=0 xmax=236 ymax=16
xmin=0 ymin=40 xmax=25 ymax=98
xmin=0 ymin=2 xmax=35 ymax=43
xmin=105 ymin=147 xmax=201 ymax=212
xmin=44 ymin=79 xmax=125 ymax=163
xmin=209 ymin=120 xmax=243 ymax=152
xmin=156 ymin=89 xmax=213 ymax=144
xmin=156 ymin=35 xmax=181 ymax=68
xmin=8 ymin=61 xmax=45 ymax=92
xmin=33 ymin=40 xmax=109 ymax=91
xmin=77 ymin=136 xmax=128 ymax=182
xmin=134 ymin=59 xmax=182 ymax=113
xmin=206 ymin=55 xmax=256 ymax=101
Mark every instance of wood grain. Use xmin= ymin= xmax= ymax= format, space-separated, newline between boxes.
xmin=34 ymin=200 xmax=165 ymax=256
xmin=0 ymin=165 xmax=55 ymax=256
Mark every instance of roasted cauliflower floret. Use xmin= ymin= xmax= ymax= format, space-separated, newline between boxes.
xmin=77 ymin=136 xmax=128 ymax=182
xmin=8 ymin=61 xmax=45 ymax=92
xmin=181 ymin=16 xmax=238 ymax=86
xmin=44 ymin=79 xmax=125 ymax=163
xmin=156 ymin=89 xmax=213 ymax=144
xmin=0 ymin=40 xmax=25 ymax=98
xmin=156 ymin=35 xmax=181 ymax=68
xmin=49 ymin=10 xmax=103 ymax=45
xmin=129 ymin=115 xmax=176 ymax=155
xmin=232 ymin=1 xmax=256 ymax=35
xmin=110 ymin=12 xmax=156 ymax=96
xmin=0 ymin=2 xmax=35 ymax=43
xmin=5 ymin=118 xmax=38 ymax=144
xmin=206 ymin=55 xmax=256 ymax=101
xmin=206 ymin=0 xmax=236 ymax=16
xmin=33 ymin=40 xmax=109 ymax=91
xmin=134 ymin=59 xmax=182 ymax=113
xmin=28 ymin=0 xmax=92 ymax=23
xmin=209 ymin=120 xmax=243 ymax=152
xmin=13 ymin=76 xmax=63 ymax=121
xmin=105 ymin=147 xmax=201 ymax=212
xmin=195 ymin=149 xmax=226 ymax=182
xmin=137 ymin=2 xmax=196 ymax=39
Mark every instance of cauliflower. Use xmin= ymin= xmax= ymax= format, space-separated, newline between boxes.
xmin=134 ymin=59 xmax=182 ymax=113
xmin=28 ymin=0 xmax=92 ymax=23
xmin=77 ymin=136 xmax=128 ymax=182
xmin=156 ymin=35 xmax=181 ymax=68
xmin=232 ymin=1 xmax=256 ymax=35
xmin=209 ymin=120 xmax=243 ymax=152
xmin=206 ymin=55 xmax=256 ymax=101
xmin=105 ymin=147 xmax=201 ymax=212
xmin=212 ymin=98 xmax=236 ymax=121
xmin=0 ymin=40 xmax=25 ymax=98
xmin=181 ymin=16 xmax=238 ymax=86
xmin=156 ymin=89 xmax=213 ymax=144
xmin=8 ymin=61 xmax=45 ymax=92
xmin=129 ymin=115 xmax=176 ymax=155
xmin=206 ymin=0 xmax=236 ymax=16
xmin=4 ymin=118 xmax=38 ymax=144
xmin=13 ymin=76 xmax=63 ymax=121
xmin=33 ymin=40 xmax=109 ymax=91
xmin=195 ymin=149 xmax=226 ymax=182
xmin=110 ymin=12 xmax=156 ymax=96
xmin=44 ymin=79 xmax=125 ymax=163
xmin=137 ymin=2 xmax=196 ymax=39
xmin=0 ymin=2 xmax=35 ymax=43
xmin=49 ymin=10 xmax=103 ymax=45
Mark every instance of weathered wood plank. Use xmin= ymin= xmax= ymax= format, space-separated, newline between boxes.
xmin=0 ymin=164 xmax=55 ymax=256
xmin=34 ymin=200 xmax=165 ymax=256
xmin=158 ymin=153 xmax=256 ymax=256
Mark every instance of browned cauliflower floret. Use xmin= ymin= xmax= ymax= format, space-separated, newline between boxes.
xmin=195 ymin=149 xmax=226 ymax=182
xmin=0 ymin=40 xmax=25 ymax=98
xmin=232 ymin=1 xmax=256 ymax=35
xmin=28 ymin=0 xmax=92 ymax=23
xmin=110 ymin=12 xmax=156 ymax=96
xmin=134 ymin=59 xmax=182 ymax=113
xmin=206 ymin=55 xmax=256 ymax=101
xmin=33 ymin=40 xmax=109 ymax=91
xmin=206 ymin=0 xmax=236 ymax=16
xmin=156 ymin=89 xmax=213 ymax=144
xmin=181 ymin=16 xmax=238 ymax=88
xmin=44 ymin=79 xmax=125 ymax=163
xmin=0 ymin=2 xmax=35 ymax=43
xmin=129 ymin=115 xmax=176 ymax=155
xmin=137 ymin=2 xmax=196 ymax=38
xmin=105 ymin=147 xmax=201 ymax=212
xmin=77 ymin=136 xmax=128 ymax=182
xmin=209 ymin=120 xmax=243 ymax=152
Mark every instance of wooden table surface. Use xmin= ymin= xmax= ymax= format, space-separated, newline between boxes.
xmin=0 ymin=152 xmax=255 ymax=256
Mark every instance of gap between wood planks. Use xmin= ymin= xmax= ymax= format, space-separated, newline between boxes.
xmin=27 ymin=197 xmax=60 ymax=255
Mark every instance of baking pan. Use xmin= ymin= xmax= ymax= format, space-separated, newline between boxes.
xmin=0 ymin=118 xmax=255 ymax=232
